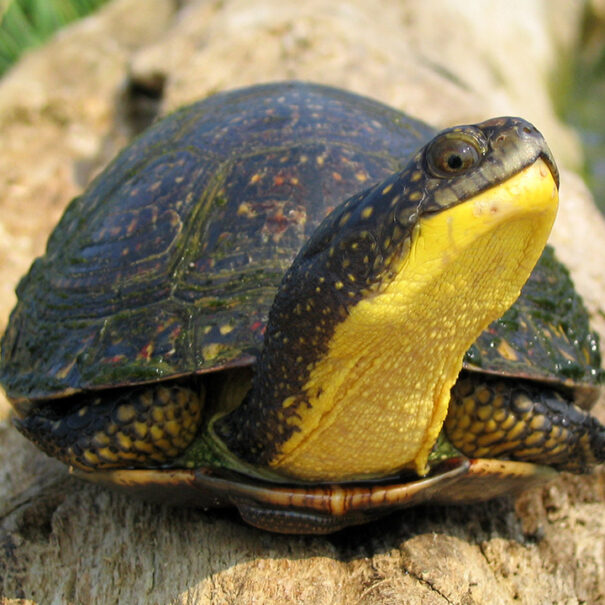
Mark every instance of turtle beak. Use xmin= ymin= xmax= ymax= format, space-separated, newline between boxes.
xmin=539 ymin=148 xmax=559 ymax=190
xmin=513 ymin=118 xmax=559 ymax=189
xmin=478 ymin=117 xmax=560 ymax=191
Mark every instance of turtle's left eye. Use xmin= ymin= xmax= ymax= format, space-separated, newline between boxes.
xmin=426 ymin=134 xmax=482 ymax=178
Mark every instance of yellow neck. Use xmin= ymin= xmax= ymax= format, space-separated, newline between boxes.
xmin=268 ymin=159 xmax=558 ymax=481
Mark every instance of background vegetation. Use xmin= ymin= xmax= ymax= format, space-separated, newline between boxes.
xmin=0 ymin=0 xmax=109 ymax=76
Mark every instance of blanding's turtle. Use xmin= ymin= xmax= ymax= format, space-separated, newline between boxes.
xmin=1 ymin=82 xmax=603 ymax=533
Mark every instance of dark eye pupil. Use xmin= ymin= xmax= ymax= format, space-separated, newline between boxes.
xmin=426 ymin=133 xmax=482 ymax=178
xmin=447 ymin=155 xmax=463 ymax=170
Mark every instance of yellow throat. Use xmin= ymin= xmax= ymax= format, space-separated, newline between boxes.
xmin=268 ymin=157 xmax=559 ymax=481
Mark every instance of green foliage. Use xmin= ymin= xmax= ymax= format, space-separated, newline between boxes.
xmin=556 ymin=5 xmax=605 ymax=214
xmin=0 ymin=0 xmax=109 ymax=76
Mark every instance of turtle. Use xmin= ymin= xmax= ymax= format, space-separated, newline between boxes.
xmin=1 ymin=81 xmax=603 ymax=534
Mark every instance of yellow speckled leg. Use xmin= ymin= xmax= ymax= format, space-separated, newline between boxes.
xmin=446 ymin=373 xmax=605 ymax=473
xmin=14 ymin=381 xmax=204 ymax=471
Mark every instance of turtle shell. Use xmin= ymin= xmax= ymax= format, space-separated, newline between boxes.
xmin=0 ymin=82 xmax=434 ymax=407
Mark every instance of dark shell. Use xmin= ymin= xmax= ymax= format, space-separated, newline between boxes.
xmin=0 ymin=82 xmax=433 ymax=403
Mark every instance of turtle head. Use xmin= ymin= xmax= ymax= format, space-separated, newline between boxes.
xmin=287 ymin=117 xmax=559 ymax=300
xmin=214 ymin=116 xmax=559 ymax=483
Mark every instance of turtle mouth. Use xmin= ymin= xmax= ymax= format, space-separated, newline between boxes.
xmin=539 ymin=149 xmax=559 ymax=189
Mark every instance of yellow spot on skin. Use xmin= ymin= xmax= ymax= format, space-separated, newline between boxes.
xmin=139 ymin=391 xmax=153 ymax=408
xmin=157 ymin=387 xmax=171 ymax=405
xmin=523 ymin=431 xmax=546 ymax=447
xmin=506 ymin=421 xmax=527 ymax=440
xmin=98 ymin=447 xmax=119 ymax=462
xmin=484 ymin=419 xmax=497 ymax=433
xmin=513 ymin=394 xmax=533 ymax=413
xmin=268 ymin=158 xmax=558 ymax=481
xmin=116 ymin=405 xmax=136 ymax=424
xmin=150 ymin=425 xmax=164 ymax=441
xmin=492 ymin=395 xmax=505 ymax=409
xmin=530 ymin=415 xmax=547 ymax=430
xmin=93 ymin=432 xmax=110 ymax=446
xmin=219 ymin=324 xmax=234 ymax=335
xmin=476 ymin=405 xmax=493 ymax=421
xmin=119 ymin=451 xmax=139 ymax=461
xmin=477 ymin=429 xmax=505 ymax=447
xmin=154 ymin=438 xmax=172 ymax=451
xmin=463 ymin=398 xmax=476 ymax=417
xmin=391 ymin=224 xmax=404 ymax=242
xmin=476 ymin=387 xmax=491 ymax=405
xmin=455 ymin=414 xmax=471 ymax=430
xmin=361 ymin=206 xmax=374 ymax=219
xmin=83 ymin=450 xmax=101 ymax=465
xmin=133 ymin=422 xmax=148 ymax=439
xmin=165 ymin=420 xmax=181 ymax=437
xmin=152 ymin=407 xmax=165 ymax=424
xmin=490 ymin=440 xmax=521 ymax=456
xmin=514 ymin=447 xmax=544 ymax=457
xmin=339 ymin=212 xmax=351 ymax=227
xmin=335 ymin=281 xmax=344 ymax=290
xmin=470 ymin=421 xmax=485 ymax=436
xmin=500 ymin=414 xmax=516 ymax=430
xmin=117 ymin=432 xmax=132 ymax=450
xmin=382 ymin=183 xmax=393 ymax=195
xmin=249 ymin=173 xmax=262 ymax=184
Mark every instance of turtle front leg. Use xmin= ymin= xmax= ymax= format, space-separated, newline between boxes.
xmin=446 ymin=373 xmax=605 ymax=473
xmin=13 ymin=381 xmax=204 ymax=471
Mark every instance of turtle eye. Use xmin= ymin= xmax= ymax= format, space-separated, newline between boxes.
xmin=426 ymin=133 xmax=483 ymax=178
